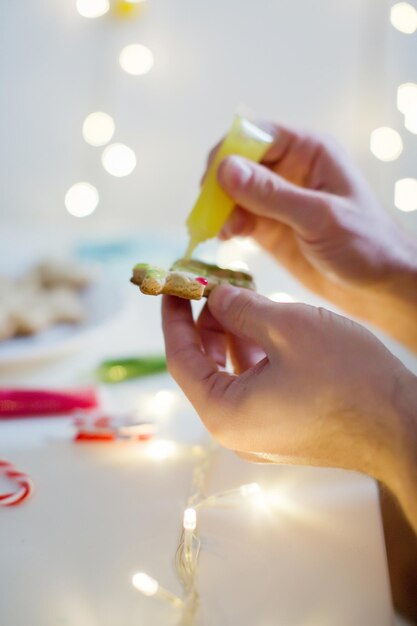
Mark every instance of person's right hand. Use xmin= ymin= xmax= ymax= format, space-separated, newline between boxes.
xmin=206 ymin=125 xmax=417 ymax=350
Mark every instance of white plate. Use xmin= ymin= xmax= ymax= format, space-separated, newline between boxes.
xmin=0 ymin=275 xmax=127 ymax=367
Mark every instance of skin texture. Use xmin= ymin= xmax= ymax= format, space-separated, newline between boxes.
xmin=162 ymin=123 xmax=417 ymax=619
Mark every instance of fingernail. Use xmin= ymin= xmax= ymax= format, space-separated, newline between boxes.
xmin=219 ymin=156 xmax=252 ymax=192
xmin=209 ymin=285 xmax=241 ymax=313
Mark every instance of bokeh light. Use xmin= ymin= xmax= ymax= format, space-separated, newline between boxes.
xmin=101 ymin=143 xmax=136 ymax=177
xmin=394 ymin=178 xmax=417 ymax=212
xmin=82 ymin=112 xmax=115 ymax=147
xmin=65 ymin=182 xmax=99 ymax=217
xmin=268 ymin=292 xmax=296 ymax=303
xmin=390 ymin=2 xmax=417 ymax=34
xmin=76 ymin=0 xmax=109 ymax=18
xmin=397 ymin=83 xmax=417 ymax=115
xmin=370 ymin=127 xmax=403 ymax=162
xmin=119 ymin=44 xmax=154 ymax=75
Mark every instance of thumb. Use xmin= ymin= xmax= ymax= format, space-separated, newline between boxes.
xmin=218 ymin=156 xmax=331 ymax=237
xmin=208 ymin=284 xmax=276 ymax=350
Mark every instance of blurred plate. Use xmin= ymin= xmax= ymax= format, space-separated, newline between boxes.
xmin=0 ymin=275 xmax=127 ymax=367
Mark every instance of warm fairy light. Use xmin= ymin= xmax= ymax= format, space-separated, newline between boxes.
xmin=404 ymin=105 xmax=417 ymax=134
xmin=394 ymin=178 xmax=417 ymax=212
xmin=64 ymin=182 xmax=99 ymax=217
xmin=268 ymin=292 xmax=296 ymax=303
xmin=132 ymin=572 xmax=159 ymax=596
xmin=119 ymin=44 xmax=154 ymax=75
xmin=132 ymin=572 xmax=183 ymax=607
xmin=82 ymin=112 xmax=115 ymax=147
xmin=239 ymin=482 xmax=261 ymax=497
xmin=145 ymin=390 xmax=179 ymax=417
xmin=390 ymin=2 xmax=417 ymax=33
xmin=227 ymin=260 xmax=250 ymax=271
xmin=183 ymin=508 xmax=197 ymax=531
xmin=101 ymin=143 xmax=136 ymax=177
xmin=145 ymin=439 xmax=177 ymax=461
xmin=370 ymin=127 xmax=403 ymax=162
xmin=76 ymin=0 xmax=109 ymax=18
xmin=235 ymin=237 xmax=260 ymax=253
xmin=397 ymin=82 xmax=417 ymax=114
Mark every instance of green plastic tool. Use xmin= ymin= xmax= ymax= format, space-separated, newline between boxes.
xmin=97 ymin=356 xmax=167 ymax=383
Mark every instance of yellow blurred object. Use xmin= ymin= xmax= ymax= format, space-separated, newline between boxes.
xmin=185 ymin=115 xmax=274 ymax=258
xmin=112 ymin=0 xmax=146 ymax=19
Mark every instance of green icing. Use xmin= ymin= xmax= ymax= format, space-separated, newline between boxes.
xmin=134 ymin=263 xmax=167 ymax=280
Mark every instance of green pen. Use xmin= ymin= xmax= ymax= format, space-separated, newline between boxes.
xmin=97 ymin=356 xmax=167 ymax=383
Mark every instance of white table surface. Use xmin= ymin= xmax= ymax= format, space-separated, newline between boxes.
xmin=0 ymin=233 xmax=395 ymax=625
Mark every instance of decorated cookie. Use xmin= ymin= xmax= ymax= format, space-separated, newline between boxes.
xmin=130 ymin=259 xmax=255 ymax=301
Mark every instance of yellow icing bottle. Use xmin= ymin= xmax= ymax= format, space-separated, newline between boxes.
xmin=185 ymin=115 xmax=274 ymax=258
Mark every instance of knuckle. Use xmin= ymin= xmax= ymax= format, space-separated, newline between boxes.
xmin=255 ymin=172 xmax=277 ymax=205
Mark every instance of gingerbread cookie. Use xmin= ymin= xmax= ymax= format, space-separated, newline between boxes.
xmin=130 ymin=259 xmax=255 ymax=301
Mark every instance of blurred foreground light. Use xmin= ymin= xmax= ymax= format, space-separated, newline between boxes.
xmin=370 ymin=127 xmax=403 ymax=162
xmin=397 ymin=83 xmax=417 ymax=114
xmin=76 ymin=0 xmax=109 ymax=18
xmin=390 ymin=2 xmax=417 ymax=34
xmin=268 ymin=292 xmax=296 ymax=303
xmin=405 ymin=106 xmax=417 ymax=134
xmin=132 ymin=573 xmax=158 ymax=596
xmin=82 ymin=112 xmax=115 ymax=147
xmin=65 ymin=183 xmax=99 ymax=217
xmin=394 ymin=178 xmax=417 ymax=212
xmin=101 ymin=143 xmax=136 ymax=177
xmin=145 ymin=439 xmax=177 ymax=461
xmin=119 ymin=44 xmax=154 ymax=75
xmin=145 ymin=390 xmax=178 ymax=417
xmin=240 ymin=483 xmax=261 ymax=497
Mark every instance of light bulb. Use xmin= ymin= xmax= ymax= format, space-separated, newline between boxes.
xmin=183 ymin=508 xmax=197 ymax=531
xmin=394 ymin=178 xmax=417 ymax=212
xmin=76 ymin=0 xmax=109 ymax=18
xmin=370 ymin=127 xmax=403 ymax=162
xmin=397 ymin=83 xmax=417 ymax=115
xmin=132 ymin=572 xmax=159 ymax=596
xmin=119 ymin=44 xmax=154 ymax=75
xmin=240 ymin=483 xmax=261 ymax=497
xmin=390 ymin=2 xmax=417 ymax=34
xmin=82 ymin=112 xmax=115 ymax=147
xmin=102 ymin=143 xmax=136 ymax=177
xmin=268 ymin=292 xmax=296 ymax=303
xmin=145 ymin=439 xmax=177 ymax=461
xmin=65 ymin=182 xmax=99 ymax=217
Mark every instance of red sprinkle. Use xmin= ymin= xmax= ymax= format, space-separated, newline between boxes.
xmin=196 ymin=277 xmax=208 ymax=286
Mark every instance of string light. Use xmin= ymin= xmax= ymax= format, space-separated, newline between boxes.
xmin=82 ymin=112 xmax=115 ymax=147
xmin=76 ymin=0 xmax=109 ymax=18
xmin=183 ymin=508 xmax=197 ymax=564
xmin=132 ymin=573 xmax=183 ymax=607
xmin=144 ymin=390 xmax=179 ymax=418
xmin=268 ymin=292 xmax=296 ymax=303
xmin=390 ymin=2 xmax=417 ymax=34
xmin=119 ymin=44 xmax=154 ymax=75
xmin=64 ymin=182 xmax=99 ymax=217
xmin=145 ymin=439 xmax=178 ymax=461
xmin=394 ymin=178 xmax=417 ymax=212
xmin=397 ymin=82 xmax=417 ymax=115
xmin=101 ymin=143 xmax=136 ymax=177
xmin=369 ymin=126 xmax=403 ymax=162
xmin=404 ymin=105 xmax=417 ymax=134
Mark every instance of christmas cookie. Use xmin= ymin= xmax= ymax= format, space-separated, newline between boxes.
xmin=130 ymin=259 xmax=255 ymax=301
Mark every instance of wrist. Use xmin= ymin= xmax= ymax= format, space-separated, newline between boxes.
xmin=367 ymin=236 xmax=417 ymax=351
xmin=381 ymin=366 xmax=417 ymax=533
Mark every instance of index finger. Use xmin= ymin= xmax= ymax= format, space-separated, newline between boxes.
xmin=161 ymin=295 xmax=236 ymax=410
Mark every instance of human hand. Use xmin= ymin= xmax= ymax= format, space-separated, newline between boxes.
xmin=162 ymin=286 xmax=417 ymax=531
xmin=206 ymin=125 xmax=417 ymax=350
